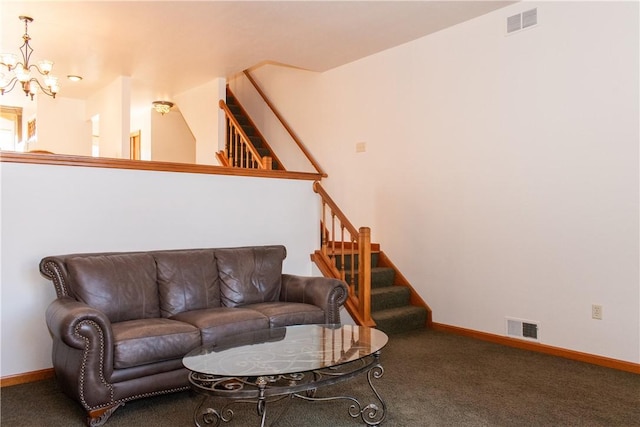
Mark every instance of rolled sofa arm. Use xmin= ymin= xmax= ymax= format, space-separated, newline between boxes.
xmin=280 ymin=274 xmax=349 ymax=324
xmin=46 ymin=297 xmax=117 ymax=409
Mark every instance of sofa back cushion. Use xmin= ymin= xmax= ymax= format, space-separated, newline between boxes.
xmin=153 ymin=249 xmax=221 ymax=317
xmin=66 ymin=253 xmax=160 ymax=322
xmin=216 ymin=246 xmax=286 ymax=308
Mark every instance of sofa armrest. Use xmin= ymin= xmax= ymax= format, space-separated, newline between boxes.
xmin=280 ymin=274 xmax=348 ymax=324
xmin=46 ymin=297 xmax=115 ymax=382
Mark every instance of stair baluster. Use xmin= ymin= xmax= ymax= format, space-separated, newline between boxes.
xmin=218 ymin=99 xmax=273 ymax=170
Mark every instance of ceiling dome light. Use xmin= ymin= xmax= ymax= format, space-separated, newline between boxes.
xmin=152 ymin=100 xmax=174 ymax=115
xmin=67 ymin=75 xmax=83 ymax=82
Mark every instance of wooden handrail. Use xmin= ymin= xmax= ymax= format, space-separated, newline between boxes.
xmin=312 ymin=181 xmax=358 ymax=237
xmin=312 ymin=181 xmax=374 ymax=326
xmin=218 ymin=100 xmax=272 ymax=170
xmin=243 ymin=70 xmax=328 ymax=178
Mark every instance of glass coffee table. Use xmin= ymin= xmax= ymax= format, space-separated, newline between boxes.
xmin=183 ymin=324 xmax=389 ymax=427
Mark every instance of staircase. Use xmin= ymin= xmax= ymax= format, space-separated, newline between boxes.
xmin=223 ymin=72 xmax=431 ymax=335
xmin=335 ymin=251 xmax=429 ymax=335
xmin=224 ymin=89 xmax=282 ymax=170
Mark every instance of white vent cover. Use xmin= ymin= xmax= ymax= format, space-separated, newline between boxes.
xmin=506 ymin=317 xmax=540 ymax=341
xmin=506 ymin=8 xmax=538 ymax=35
xmin=507 ymin=13 xmax=522 ymax=33
xmin=522 ymin=8 xmax=538 ymax=29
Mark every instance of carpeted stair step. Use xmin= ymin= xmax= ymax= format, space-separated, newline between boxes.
xmin=345 ymin=267 xmax=395 ymax=289
xmin=228 ymin=104 xmax=242 ymax=115
xmin=334 ymin=252 xmax=380 ymax=270
xmin=250 ymin=135 xmax=265 ymax=148
xmin=371 ymin=286 xmax=411 ymax=312
xmin=372 ymin=305 xmax=428 ymax=335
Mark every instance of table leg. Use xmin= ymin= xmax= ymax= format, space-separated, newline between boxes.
xmin=256 ymin=376 xmax=268 ymax=427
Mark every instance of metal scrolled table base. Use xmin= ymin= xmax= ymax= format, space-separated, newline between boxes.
xmin=190 ymin=351 xmax=386 ymax=427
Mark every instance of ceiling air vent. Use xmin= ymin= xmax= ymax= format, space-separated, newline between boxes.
xmin=506 ymin=318 xmax=540 ymax=341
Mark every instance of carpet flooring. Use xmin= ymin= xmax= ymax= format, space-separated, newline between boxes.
xmin=1 ymin=329 xmax=638 ymax=426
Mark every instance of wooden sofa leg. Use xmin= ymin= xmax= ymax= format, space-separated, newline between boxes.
xmin=87 ymin=403 xmax=123 ymax=427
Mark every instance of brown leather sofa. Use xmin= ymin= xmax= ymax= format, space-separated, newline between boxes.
xmin=40 ymin=245 xmax=348 ymax=426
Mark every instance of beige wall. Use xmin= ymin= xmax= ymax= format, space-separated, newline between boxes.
xmin=240 ymin=2 xmax=640 ymax=363
xmin=150 ymin=108 xmax=196 ymax=163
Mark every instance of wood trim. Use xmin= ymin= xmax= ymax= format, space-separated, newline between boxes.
xmin=0 ymin=152 xmax=323 ymax=181
xmin=377 ymin=251 xmax=433 ymax=327
xmin=432 ymin=322 xmax=640 ymax=374
xmin=243 ymin=70 xmax=327 ymax=178
xmin=0 ymin=368 xmax=55 ymax=387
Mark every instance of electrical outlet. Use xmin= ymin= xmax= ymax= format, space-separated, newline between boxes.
xmin=355 ymin=142 xmax=366 ymax=153
xmin=592 ymin=304 xmax=603 ymax=320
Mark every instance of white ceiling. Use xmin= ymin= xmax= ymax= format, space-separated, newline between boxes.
xmin=1 ymin=1 xmax=514 ymax=108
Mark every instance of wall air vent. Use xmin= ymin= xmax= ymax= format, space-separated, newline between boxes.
xmin=522 ymin=8 xmax=538 ymax=29
xmin=507 ymin=13 xmax=522 ymax=33
xmin=506 ymin=8 xmax=538 ymax=35
xmin=506 ymin=317 xmax=540 ymax=341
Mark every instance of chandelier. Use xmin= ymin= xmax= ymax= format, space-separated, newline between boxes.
xmin=0 ymin=16 xmax=59 ymax=100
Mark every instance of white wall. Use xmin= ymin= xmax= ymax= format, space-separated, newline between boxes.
xmin=228 ymin=72 xmax=318 ymax=173
xmin=86 ymin=76 xmax=132 ymax=159
xmin=240 ymin=2 xmax=640 ymax=363
xmin=0 ymin=91 xmax=88 ymax=155
xmin=130 ymin=106 xmax=152 ymax=160
xmin=173 ymin=78 xmax=225 ymax=165
xmin=150 ymin=108 xmax=196 ymax=163
xmin=34 ymin=96 xmax=91 ymax=155
xmin=0 ymin=162 xmax=320 ymax=377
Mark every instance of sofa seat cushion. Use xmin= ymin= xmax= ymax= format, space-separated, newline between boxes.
xmin=244 ymin=302 xmax=325 ymax=328
xmin=112 ymin=318 xmax=201 ymax=369
xmin=170 ymin=307 xmax=269 ymax=345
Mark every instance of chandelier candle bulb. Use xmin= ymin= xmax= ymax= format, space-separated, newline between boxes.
xmin=38 ymin=60 xmax=53 ymax=74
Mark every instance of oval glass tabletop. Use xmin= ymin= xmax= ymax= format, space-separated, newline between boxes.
xmin=183 ymin=324 xmax=388 ymax=377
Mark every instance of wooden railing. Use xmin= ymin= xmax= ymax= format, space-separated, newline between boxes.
xmin=312 ymin=181 xmax=375 ymax=326
xmin=243 ymin=70 xmax=327 ymax=178
xmin=218 ymin=99 xmax=273 ymax=170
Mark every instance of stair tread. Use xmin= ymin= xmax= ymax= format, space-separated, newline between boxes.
xmin=372 ymin=305 xmax=426 ymax=318
xmin=371 ymin=286 xmax=411 ymax=311
xmin=371 ymin=286 xmax=410 ymax=296
xmin=372 ymin=305 xmax=427 ymax=335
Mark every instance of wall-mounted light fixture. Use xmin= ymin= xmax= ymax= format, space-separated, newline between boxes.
xmin=152 ymin=100 xmax=174 ymax=115
xmin=0 ymin=16 xmax=60 ymax=100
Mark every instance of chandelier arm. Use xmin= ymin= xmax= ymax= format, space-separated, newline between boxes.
xmin=0 ymin=77 xmax=19 ymax=94
xmin=27 ymin=63 xmax=49 ymax=76
xmin=28 ymin=78 xmax=55 ymax=97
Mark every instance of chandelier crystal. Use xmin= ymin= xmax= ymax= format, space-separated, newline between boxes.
xmin=0 ymin=16 xmax=59 ymax=100
xmin=152 ymin=101 xmax=174 ymax=115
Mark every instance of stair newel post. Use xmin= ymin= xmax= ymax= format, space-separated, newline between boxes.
xmin=358 ymin=226 xmax=372 ymax=324
xmin=263 ymin=156 xmax=273 ymax=170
